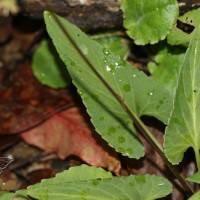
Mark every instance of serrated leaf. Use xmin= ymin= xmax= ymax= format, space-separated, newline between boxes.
xmin=167 ymin=9 xmax=199 ymax=45
xmin=164 ymin=18 xmax=200 ymax=165
xmin=32 ymin=39 xmax=71 ymax=89
xmin=148 ymin=46 xmax=185 ymax=95
xmin=44 ymin=11 xmax=172 ymax=159
xmin=27 ymin=165 xmax=172 ymax=200
xmin=120 ymin=0 xmax=179 ymax=45
xmin=186 ymin=171 xmax=200 ymax=184
xmin=31 ymin=165 xmax=113 ymax=184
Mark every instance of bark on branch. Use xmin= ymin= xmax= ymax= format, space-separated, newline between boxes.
xmin=18 ymin=0 xmax=200 ymax=30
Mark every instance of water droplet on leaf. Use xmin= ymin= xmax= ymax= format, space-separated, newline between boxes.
xmin=106 ymin=65 xmax=115 ymax=73
xmin=102 ymin=48 xmax=110 ymax=56
xmin=80 ymin=45 xmax=88 ymax=55
xmin=106 ymin=65 xmax=111 ymax=72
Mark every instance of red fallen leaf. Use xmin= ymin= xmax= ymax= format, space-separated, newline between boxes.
xmin=21 ymin=107 xmax=121 ymax=174
xmin=0 ymin=64 xmax=73 ymax=134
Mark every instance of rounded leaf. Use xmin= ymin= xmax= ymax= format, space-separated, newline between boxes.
xmin=121 ymin=0 xmax=179 ymax=45
xmin=32 ymin=40 xmax=71 ymax=89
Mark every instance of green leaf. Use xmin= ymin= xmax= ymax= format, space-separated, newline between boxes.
xmin=188 ymin=191 xmax=200 ymax=200
xmin=27 ymin=165 xmax=172 ymax=200
xmin=94 ymin=33 xmax=130 ymax=59
xmin=32 ymin=39 xmax=71 ymax=89
xmin=44 ymin=11 xmax=172 ymax=159
xmin=164 ymin=16 xmax=200 ymax=165
xmin=148 ymin=45 xmax=185 ymax=95
xmin=167 ymin=9 xmax=199 ymax=45
xmin=120 ymin=0 xmax=179 ymax=45
xmin=0 ymin=190 xmax=27 ymax=200
xmin=37 ymin=164 xmax=113 ymax=183
xmin=186 ymin=171 xmax=200 ymax=184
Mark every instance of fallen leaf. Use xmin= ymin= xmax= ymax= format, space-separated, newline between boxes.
xmin=0 ymin=64 xmax=73 ymax=134
xmin=21 ymin=107 xmax=121 ymax=174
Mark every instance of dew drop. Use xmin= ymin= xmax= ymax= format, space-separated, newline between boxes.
xmin=115 ymin=62 xmax=119 ymax=66
xmin=102 ymin=48 xmax=110 ymax=55
xmin=148 ymin=92 xmax=153 ymax=96
xmin=80 ymin=45 xmax=88 ymax=55
xmin=106 ymin=65 xmax=112 ymax=72
xmin=106 ymin=65 xmax=115 ymax=73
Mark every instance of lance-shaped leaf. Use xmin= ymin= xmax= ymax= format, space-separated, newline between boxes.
xmin=164 ymin=15 xmax=200 ymax=165
xmin=27 ymin=165 xmax=172 ymax=200
xmin=44 ymin=11 xmax=172 ymax=159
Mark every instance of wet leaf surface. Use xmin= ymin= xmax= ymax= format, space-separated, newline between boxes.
xmin=0 ymin=7 xmax=198 ymax=199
